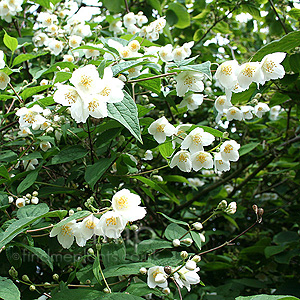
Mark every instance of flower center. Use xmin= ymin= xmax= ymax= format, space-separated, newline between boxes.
xmin=242 ymin=64 xmax=256 ymax=77
xmin=196 ymin=153 xmax=207 ymax=163
xmin=80 ymin=75 xmax=92 ymax=88
xmin=0 ymin=75 xmax=5 ymax=83
xmin=224 ymin=144 xmax=233 ymax=153
xmin=193 ymin=134 xmax=202 ymax=145
xmin=218 ymin=160 xmax=223 ymax=165
xmin=106 ymin=216 xmax=117 ymax=226
xmin=184 ymin=75 xmax=196 ymax=88
xmin=258 ymin=106 xmax=263 ymax=111
xmin=86 ymin=220 xmax=96 ymax=229
xmin=263 ymin=59 xmax=276 ymax=73
xmin=179 ymin=153 xmax=188 ymax=162
xmin=221 ymin=65 xmax=232 ymax=75
xmin=230 ymin=109 xmax=236 ymax=115
xmin=88 ymin=99 xmax=99 ymax=112
xmin=65 ymin=91 xmax=77 ymax=104
xmin=218 ymin=98 xmax=225 ymax=105
xmin=23 ymin=112 xmax=36 ymax=124
xmin=116 ymin=196 xmax=128 ymax=209
xmin=99 ymin=86 xmax=111 ymax=97
xmin=55 ymin=43 xmax=61 ymax=49
xmin=61 ymin=225 xmax=73 ymax=236
xmin=156 ymin=124 xmax=166 ymax=132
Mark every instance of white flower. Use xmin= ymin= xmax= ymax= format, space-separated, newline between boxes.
xmin=22 ymin=158 xmax=38 ymax=171
xmin=33 ymin=31 xmax=48 ymax=47
xmin=173 ymin=239 xmax=181 ymax=247
xmin=159 ymin=44 xmax=173 ymax=62
xmin=124 ymin=12 xmax=136 ymax=28
xmin=109 ymin=20 xmax=123 ymax=35
xmin=226 ymin=107 xmax=243 ymax=121
xmin=50 ymin=219 xmax=77 ymax=249
xmin=225 ymin=202 xmax=237 ymax=214
xmin=0 ymin=50 xmax=5 ymax=68
xmin=254 ymin=102 xmax=270 ymax=118
xmin=97 ymin=67 xmax=124 ymax=103
xmin=48 ymin=39 xmax=64 ymax=55
xmin=182 ymin=41 xmax=194 ymax=57
xmin=97 ymin=211 xmax=126 ymax=239
xmin=181 ymin=127 xmax=215 ymax=154
xmin=77 ymin=215 xmax=101 ymax=242
xmin=73 ymin=23 xmax=92 ymax=38
xmin=173 ymin=124 xmax=192 ymax=147
xmin=143 ymin=150 xmax=153 ymax=161
xmin=63 ymin=54 xmax=74 ymax=62
xmin=70 ymin=64 xmax=101 ymax=96
xmin=241 ymin=105 xmax=254 ymax=120
xmin=172 ymin=47 xmax=187 ymax=62
xmin=16 ymin=105 xmax=46 ymax=128
xmin=185 ymin=260 xmax=197 ymax=271
xmin=179 ymin=94 xmax=203 ymax=111
xmin=174 ymin=266 xmax=200 ymax=292
xmin=148 ymin=116 xmax=176 ymax=143
xmin=269 ymin=105 xmax=281 ymax=120
xmin=260 ymin=52 xmax=286 ymax=83
xmin=151 ymin=17 xmax=166 ymax=33
xmin=119 ymin=46 xmax=134 ymax=59
xmin=187 ymin=178 xmax=205 ymax=188
xmin=215 ymin=60 xmax=239 ymax=90
xmin=192 ymin=222 xmax=203 ymax=231
xmin=214 ymin=95 xmax=232 ymax=113
xmin=237 ymin=62 xmax=264 ymax=89
xmin=87 ymin=94 xmax=108 ymax=119
xmin=68 ymin=35 xmax=82 ymax=48
xmin=176 ymin=71 xmax=204 ymax=97
xmin=18 ymin=127 xmax=32 ymax=137
xmin=170 ymin=150 xmax=192 ymax=172
xmin=127 ymin=65 xmax=142 ymax=78
xmin=136 ymin=11 xmax=148 ymax=27
xmin=147 ymin=266 xmax=168 ymax=289
xmin=127 ymin=24 xmax=140 ymax=35
xmin=16 ymin=197 xmax=26 ymax=208
xmin=128 ymin=40 xmax=140 ymax=52
xmin=40 ymin=141 xmax=51 ymax=152
xmin=220 ymin=140 xmax=240 ymax=162
xmin=0 ymin=71 xmax=10 ymax=90
xmin=37 ymin=12 xmax=58 ymax=27
xmin=191 ymin=151 xmax=213 ymax=171
xmin=31 ymin=196 xmax=39 ymax=205
xmin=214 ymin=152 xmax=230 ymax=173
xmin=111 ymin=188 xmax=146 ymax=222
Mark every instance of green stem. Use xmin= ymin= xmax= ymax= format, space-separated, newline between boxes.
xmin=97 ymin=250 xmax=111 ymax=293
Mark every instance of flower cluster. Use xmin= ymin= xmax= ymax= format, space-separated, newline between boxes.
xmin=0 ymin=50 xmax=9 ymax=90
xmin=0 ymin=0 xmax=23 ymax=22
xmin=50 ymin=189 xmax=146 ymax=248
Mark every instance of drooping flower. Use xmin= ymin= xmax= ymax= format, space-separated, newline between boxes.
xmin=170 ymin=150 xmax=192 ymax=172
xmin=0 ymin=71 xmax=10 ymax=90
xmin=181 ymin=127 xmax=215 ymax=154
xmin=142 ymin=150 xmax=153 ymax=161
xmin=225 ymin=202 xmax=237 ymax=214
xmin=269 ymin=105 xmax=282 ymax=120
xmin=254 ymin=102 xmax=270 ymax=118
xmin=76 ymin=214 xmax=101 ymax=243
xmin=191 ymin=151 xmax=214 ymax=171
xmin=111 ymin=189 xmax=146 ymax=222
xmin=176 ymin=71 xmax=204 ymax=97
xmin=237 ymin=62 xmax=264 ymax=89
xmin=97 ymin=211 xmax=126 ymax=239
xmin=174 ymin=266 xmax=200 ymax=292
xmin=220 ymin=140 xmax=240 ymax=162
xmin=148 ymin=116 xmax=176 ymax=143
xmin=159 ymin=44 xmax=173 ymax=62
xmin=214 ymin=95 xmax=232 ymax=113
xmin=260 ymin=52 xmax=286 ymax=83
xmin=226 ymin=107 xmax=243 ymax=121
xmin=241 ymin=105 xmax=254 ymax=120
xmin=22 ymin=158 xmax=39 ymax=171
xmin=179 ymin=94 xmax=203 ymax=111
xmin=215 ymin=60 xmax=239 ymax=90
xmin=147 ymin=266 xmax=168 ymax=289
xmin=49 ymin=219 xmax=78 ymax=249
xmin=172 ymin=124 xmax=192 ymax=147
xmin=214 ymin=152 xmax=230 ymax=173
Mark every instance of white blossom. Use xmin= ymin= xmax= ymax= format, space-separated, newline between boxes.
xmin=237 ymin=62 xmax=264 ymax=89
xmin=147 ymin=266 xmax=168 ymax=289
xmin=214 ymin=152 xmax=230 ymax=173
xmin=226 ymin=107 xmax=243 ymax=121
xmin=170 ymin=150 xmax=192 ymax=172
xmin=148 ymin=116 xmax=176 ymax=143
xmin=97 ymin=211 xmax=126 ymax=239
xmin=50 ymin=219 xmax=77 ymax=249
xmin=220 ymin=140 xmax=240 ymax=162
xmin=0 ymin=71 xmax=10 ymax=90
xmin=0 ymin=50 xmax=5 ymax=68
xmin=191 ymin=151 xmax=214 ymax=171
xmin=241 ymin=105 xmax=254 ymax=120
xmin=179 ymin=94 xmax=203 ymax=111
xmin=215 ymin=60 xmax=239 ymax=90
xmin=174 ymin=266 xmax=200 ymax=292
xmin=176 ymin=71 xmax=204 ymax=97
xmin=225 ymin=201 xmax=237 ymax=214
xmin=254 ymin=102 xmax=270 ymax=118
xmin=16 ymin=105 xmax=46 ymax=128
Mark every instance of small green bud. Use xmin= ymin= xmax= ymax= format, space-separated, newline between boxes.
xmin=180 ymin=251 xmax=188 ymax=259
xmin=29 ymin=285 xmax=36 ymax=291
xmin=9 ymin=267 xmax=18 ymax=278
xmin=96 ymin=244 xmax=101 ymax=251
xmin=182 ymin=238 xmax=193 ymax=246
xmin=192 ymin=255 xmax=201 ymax=262
xmin=222 ymin=132 xmax=229 ymax=139
xmin=77 ymin=207 xmax=82 ymax=211
xmin=87 ymin=248 xmax=94 ymax=255
xmin=22 ymin=275 xmax=30 ymax=282
xmin=86 ymin=279 xmax=91 ymax=285
xmin=103 ymin=288 xmax=110 ymax=293
xmin=52 ymin=274 xmax=59 ymax=281
xmin=131 ymin=225 xmax=138 ymax=231
xmin=139 ymin=267 xmax=147 ymax=275
xmin=32 ymin=191 xmax=38 ymax=197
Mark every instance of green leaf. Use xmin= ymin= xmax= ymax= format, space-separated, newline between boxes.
xmin=20 ymin=85 xmax=52 ymax=101
xmin=17 ymin=203 xmax=49 ymax=219
xmin=101 ymin=293 xmax=145 ymax=300
xmin=0 ymin=276 xmax=20 ymax=300
xmin=101 ymin=241 xmax=126 ymax=269
xmin=19 ymin=244 xmax=53 ymax=270
xmin=163 ymin=175 xmax=189 ymax=184
xmin=265 ymin=245 xmax=288 ymax=259
xmin=269 ymin=93 xmax=290 ymax=107
xmin=54 ymin=71 xmax=72 ymax=83
xmin=252 ymin=31 xmax=300 ymax=62
xmin=191 ymin=231 xmax=202 ymax=250
xmin=137 ymin=239 xmax=173 ymax=255
xmin=164 ymin=223 xmax=191 ymax=241
xmin=167 ymin=3 xmax=190 ymax=29
xmin=92 ymin=255 xmax=103 ymax=284
xmin=103 ymin=262 xmax=155 ymax=278
xmin=239 ymin=142 xmax=260 ymax=156
xmin=32 ymin=0 xmax=51 ymax=9
xmin=102 ymin=0 xmax=124 ymax=13
xmin=213 ymin=21 xmax=231 ymax=34
xmin=158 ymin=142 xmax=174 ymax=159
xmin=42 ymin=62 xmax=77 ymax=75
xmin=51 ymin=289 xmax=105 ymax=300
xmin=235 ymin=295 xmax=300 ymax=300
xmin=289 ymin=53 xmax=300 ymax=73
xmin=3 ymin=31 xmax=18 ymax=53
xmin=107 ymin=91 xmax=142 ymax=143
xmin=0 ymin=165 xmax=10 ymax=180
xmin=12 ymin=52 xmax=48 ymax=67
xmin=175 ymin=61 xmax=212 ymax=80
xmin=17 ymin=169 xmax=39 ymax=194
xmin=49 ymin=146 xmax=88 ymax=165
xmin=85 ymin=156 xmax=116 ymax=189
xmin=159 ymin=212 xmax=189 ymax=226
xmin=135 ymin=74 xmax=161 ymax=95
xmin=288 ymin=8 xmax=300 ymax=20
xmin=126 ymin=282 xmax=165 ymax=298
xmin=6 ymin=246 xmax=22 ymax=268
xmin=189 ymin=125 xmax=223 ymax=138
xmin=112 ymin=60 xmax=145 ymax=76
xmin=146 ymin=0 xmax=162 ymax=15
xmin=53 ymin=211 xmax=91 ymax=229
xmin=28 ymin=96 xmax=55 ymax=108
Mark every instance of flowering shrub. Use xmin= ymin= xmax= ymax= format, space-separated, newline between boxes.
xmin=0 ymin=0 xmax=300 ymax=300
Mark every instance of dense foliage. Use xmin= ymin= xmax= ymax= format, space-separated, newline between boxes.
xmin=0 ymin=0 xmax=300 ymax=299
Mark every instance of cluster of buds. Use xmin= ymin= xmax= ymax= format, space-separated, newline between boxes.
xmin=10 ymin=191 xmax=39 ymax=208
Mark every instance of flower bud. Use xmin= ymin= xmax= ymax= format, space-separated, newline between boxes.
xmin=96 ymin=244 xmax=101 ymax=251
xmin=162 ymin=287 xmax=170 ymax=295
xmin=164 ymin=266 xmax=172 ymax=275
xmin=52 ymin=274 xmax=59 ymax=281
xmin=185 ymin=260 xmax=197 ymax=270
xmin=103 ymin=287 xmax=110 ymax=293
xmin=31 ymin=196 xmax=39 ymax=205
xmin=192 ymin=222 xmax=203 ymax=231
xmin=32 ymin=191 xmax=38 ymax=197
xmin=180 ymin=250 xmax=188 ymax=259
xmin=9 ymin=267 xmax=18 ymax=278
xmin=199 ymin=233 xmax=206 ymax=243
xmin=182 ymin=238 xmax=193 ymax=246
xmin=139 ymin=267 xmax=147 ymax=275
xmin=131 ymin=224 xmax=138 ymax=231
xmin=172 ymin=239 xmax=181 ymax=247
xmin=22 ymin=275 xmax=30 ymax=282
xmin=77 ymin=207 xmax=82 ymax=211
xmin=29 ymin=285 xmax=36 ymax=291
xmin=154 ymin=273 xmax=166 ymax=284
xmin=87 ymin=248 xmax=94 ymax=255
xmin=192 ymin=255 xmax=201 ymax=262
xmin=217 ymin=200 xmax=227 ymax=210
xmin=8 ymin=196 xmax=14 ymax=203
xmin=224 ymin=202 xmax=237 ymax=214
xmin=69 ymin=209 xmax=74 ymax=216
xmin=222 ymin=132 xmax=229 ymax=139
xmin=86 ymin=279 xmax=91 ymax=285
xmin=26 ymin=193 xmax=32 ymax=199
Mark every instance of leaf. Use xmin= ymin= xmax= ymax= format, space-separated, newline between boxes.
xmin=175 ymin=61 xmax=212 ymax=80
xmin=112 ymin=60 xmax=146 ymax=76
xmin=92 ymin=255 xmax=103 ymax=284
xmin=146 ymin=0 xmax=162 ymax=15
xmin=269 ymin=93 xmax=290 ymax=107
xmin=252 ymin=31 xmax=300 ymax=62
xmin=103 ymin=262 xmax=155 ymax=278
xmin=163 ymin=175 xmax=189 ymax=184
xmin=288 ymin=8 xmax=300 ymax=20
xmin=17 ymin=203 xmax=49 ymax=219
xmin=17 ymin=168 xmax=39 ymax=194
xmin=167 ymin=3 xmax=190 ymax=29
xmin=53 ymin=211 xmax=91 ymax=229
xmin=135 ymin=74 xmax=161 ymax=95
xmin=42 ymin=62 xmax=77 ymax=75
xmin=239 ymin=142 xmax=260 ymax=156
xmin=164 ymin=223 xmax=191 ymax=241
xmin=28 ymin=96 xmax=55 ymax=108
xmin=49 ymin=146 xmax=88 ymax=165
xmin=191 ymin=231 xmax=202 ymax=250
xmin=189 ymin=124 xmax=223 ymax=138
xmin=54 ymin=71 xmax=72 ymax=83
xmin=51 ymin=289 xmax=105 ymax=300
xmin=12 ymin=52 xmax=48 ymax=67
xmin=20 ymin=85 xmax=52 ymax=101
xmin=102 ymin=0 xmax=124 ymax=12
xmin=158 ymin=142 xmax=174 ymax=159
xmin=32 ymin=0 xmax=51 ymax=9
xmin=101 ymin=241 xmax=126 ymax=269
xmin=126 ymin=282 xmax=165 ymax=297
xmin=0 ymin=165 xmax=10 ymax=180
xmin=289 ymin=53 xmax=300 ymax=73
xmin=19 ymin=244 xmax=53 ymax=270
xmin=101 ymin=293 xmax=145 ymax=300
xmin=0 ymin=276 xmax=20 ymax=300
xmin=107 ymin=91 xmax=142 ymax=143
xmin=137 ymin=239 xmax=173 ymax=255
xmin=235 ymin=295 xmax=300 ymax=300
xmin=84 ymin=156 xmax=116 ymax=189
xmin=3 ymin=31 xmax=18 ymax=53
xmin=159 ymin=212 xmax=189 ymax=226
xmin=265 ymin=245 xmax=288 ymax=259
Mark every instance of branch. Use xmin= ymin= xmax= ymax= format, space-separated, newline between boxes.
xmin=127 ymin=72 xmax=177 ymax=83
xmin=268 ymin=0 xmax=288 ymax=34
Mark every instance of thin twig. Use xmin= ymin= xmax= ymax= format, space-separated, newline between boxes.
xmin=86 ymin=120 xmax=95 ymax=164
xmin=124 ymin=0 xmax=130 ymax=13
xmin=8 ymin=82 xmax=23 ymax=103
xmin=127 ymin=72 xmax=177 ymax=83
xmin=268 ymin=0 xmax=288 ymax=34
